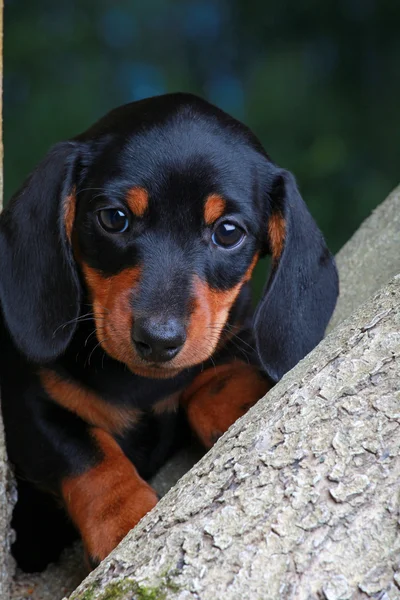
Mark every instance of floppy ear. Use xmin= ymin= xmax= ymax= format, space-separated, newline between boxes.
xmin=0 ymin=142 xmax=82 ymax=363
xmin=254 ymin=169 xmax=339 ymax=383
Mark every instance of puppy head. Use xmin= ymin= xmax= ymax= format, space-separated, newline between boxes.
xmin=0 ymin=93 xmax=338 ymax=380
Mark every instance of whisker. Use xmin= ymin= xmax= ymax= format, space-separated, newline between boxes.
xmin=77 ymin=187 xmax=112 ymax=197
xmin=87 ymin=337 xmax=109 ymax=367
xmin=209 ymin=354 xmax=217 ymax=372
xmin=224 ymin=330 xmax=256 ymax=353
xmin=226 ymin=338 xmax=251 ymax=364
xmin=207 ymin=323 xmax=256 ymax=353
xmin=53 ymin=313 xmax=96 ymax=335
xmin=204 ymin=325 xmax=254 ymax=364
xmin=77 ymin=187 xmax=127 ymax=204
xmin=95 ymin=304 xmax=111 ymax=315
xmin=84 ymin=327 xmax=105 ymax=347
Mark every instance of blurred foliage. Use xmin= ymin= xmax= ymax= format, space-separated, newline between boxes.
xmin=4 ymin=0 xmax=400 ymax=298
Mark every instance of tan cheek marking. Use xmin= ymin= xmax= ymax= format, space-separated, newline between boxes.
xmin=126 ymin=187 xmax=149 ymax=218
xmin=64 ymin=189 xmax=77 ymax=242
xmin=244 ymin=253 xmax=259 ymax=282
xmin=179 ymin=254 xmax=259 ymax=365
xmin=81 ymin=264 xmax=141 ymax=365
xmin=62 ymin=428 xmax=158 ymax=564
xmin=40 ymin=369 xmax=140 ymax=435
xmin=268 ymin=212 xmax=286 ymax=260
xmin=204 ymin=194 xmax=226 ymax=225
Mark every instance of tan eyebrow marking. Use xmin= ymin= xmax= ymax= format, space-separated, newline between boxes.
xmin=64 ymin=189 xmax=77 ymax=242
xmin=268 ymin=212 xmax=286 ymax=260
xmin=204 ymin=194 xmax=226 ymax=225
xmin=126 ymin=187 xmax=149 ymax=218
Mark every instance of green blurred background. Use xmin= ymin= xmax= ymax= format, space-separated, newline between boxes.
xmin=4 ymin=0 xmax=400 ymax=294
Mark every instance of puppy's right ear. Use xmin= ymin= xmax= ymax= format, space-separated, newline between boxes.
xmin=253 ymin=169 xmax=339 ymax=382
xmin=0 ymin=142 xmax=82 ymax=363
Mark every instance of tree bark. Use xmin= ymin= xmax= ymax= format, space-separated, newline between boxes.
xmin=329 ymin=184 xmax=400 ymax=331
xmin=66 ymin=275 xmax=400 ymax=600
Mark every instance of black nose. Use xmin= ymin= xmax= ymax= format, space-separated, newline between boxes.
xmin=132 ymin=317 xmax=186 ymax=363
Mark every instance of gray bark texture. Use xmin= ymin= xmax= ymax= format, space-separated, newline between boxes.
xmin=329 ymin=184 xmax=400 ymax=331
xmin=0 ymin=417 xmax=16 ymax=600
xmin=66 ymin=276 xmax=400 ymax=600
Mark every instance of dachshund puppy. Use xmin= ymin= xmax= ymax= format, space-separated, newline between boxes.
xmin=0 ymin=93 xmax=338 ymax=571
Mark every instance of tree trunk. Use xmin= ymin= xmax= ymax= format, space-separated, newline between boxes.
xmin=329 ymin=184 xmax=400 ymax=331
xmin=67 ymin=275 xmax=400 ymax=600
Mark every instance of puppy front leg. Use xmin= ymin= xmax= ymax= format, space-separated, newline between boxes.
xmin=62 ymin=428 xmax=158 ymax=567
xmin=182 ymin=362 xmax=271 ymax=449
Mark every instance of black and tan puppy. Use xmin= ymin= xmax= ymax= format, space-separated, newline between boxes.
xmin=0 ymin=93 xmax=338 ymax=570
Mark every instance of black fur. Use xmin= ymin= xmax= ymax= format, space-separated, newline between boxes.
xmin=0 ymin=92 xmax=338 ymax=571
xmin=0 ymin=142 xmax=82 ymax=362
xmin=254 ymin=170 xmax=339 ymax=381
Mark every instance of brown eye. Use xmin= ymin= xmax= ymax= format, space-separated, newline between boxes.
xmin=212 ymin=221 xmax=245 ymax=248
xmin=98 ymin=209 xmax=129 ymax=233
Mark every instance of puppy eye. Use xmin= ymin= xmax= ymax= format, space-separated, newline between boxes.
xmin=98 ymin=209 xmax=129 ymax=233
xmin=212 ymin=221 xmax=245 ymax=249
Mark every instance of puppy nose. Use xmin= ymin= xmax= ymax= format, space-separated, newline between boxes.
xmin=132 ymin=318 xmax=186 ymax=363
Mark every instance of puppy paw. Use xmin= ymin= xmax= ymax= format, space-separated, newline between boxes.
xmin=84 ymin=482 xmax=158 ymax=565
xmin=184 ymin=363 xmax=270 ymax=449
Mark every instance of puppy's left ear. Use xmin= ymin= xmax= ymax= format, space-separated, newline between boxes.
xmin=254 ymin=169 xmax=339 ymax=382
